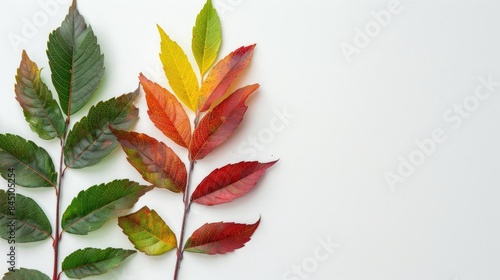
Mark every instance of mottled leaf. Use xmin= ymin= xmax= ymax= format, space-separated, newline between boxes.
xmin=158 ymin=25 xmax=199 ymax=111
xmin=184 ymin=219 xmax=260 ymax=255
xmin=192 ymin=0 xmax=221 ymax=76
xmin=118 ymin=206 xmax=177 ymax=255
xmin=62 ymin=179 xmax=152 ymax=235
xmin=190 ymin=84 xmax=258 ymax=160
xmin=140 ymin=73 xmax=191 ymax=148
xmin=191 ymin=160 xmax=277 ymax=206
xmin=0 ymin=190 xmax=52 ymax=243
xmin=47 ymin=0 xmax=104 ymax=116
xmin=200 ymin=45 xmax=255 ymax=111
xmin=62 ymin=247 xmax=135 ymax=279
xmin=3 ymin=268 xmax=50 ymax=280
xmin=112 ymin=129 xmax=187 ymax=193
xmin=64 ymin=89 xmax=139 ymax=169
xmin=14 ymin=50 xmax=66 ymax=140
xmin=0 ymin=134 xmax=57 ymax=188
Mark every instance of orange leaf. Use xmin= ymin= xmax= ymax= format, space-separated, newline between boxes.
xmin=190 ymin=84 xmax=259 ymax=160
xmin=140 ymin=73 xmax=191 ymax=148
xmin=199 ymin=45 xmax=256 ymax=112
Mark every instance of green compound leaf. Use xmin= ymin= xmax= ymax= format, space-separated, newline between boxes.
xmin=62 ymin=247 xmax=135 ymax=279
xmin=3 ymin=268 xmax=50 ymax=280
xmin=47 ymin=0 xmax=104 ymax=116
xmin=118 ymin=206 xmax=177 ymax=256
xmin=64 ymin=89 xmax=139 ymax=169
xmin=14 ymin=51 xmax=66 ymax=140
xmin=192 ymin=0 xmax=221 ymax=77
xmin=0 ymin=190 xmax=52 ymax=243
xmin=62 ymin=179 xmax=152 ymax=235
xmin=0 ymin=134 xmax=57 ymax=188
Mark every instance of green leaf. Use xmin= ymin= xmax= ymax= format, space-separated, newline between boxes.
xmin=47 ymin=0 xmax=104 ymax=116
xmin=158 ymin=25 xmax=200 ymax=111
xmin=0 ymin=190 xmax=52 ymax=243
xmin=192 ymin=0 xmax=222 ymax=76
xmin=14 ymin=51 xmax=66 ymax=140
xmin=0 ymin=134 xmax=57 ymax=188
xmin=62 ymin=247 xmax=135 ymax=279
xmin=64 ymin=89 xmax=139 ymax=169
xmin=62 ymin=179 xmax=152 ymax=235
xmin=3 ymin=268 xmax=50 ymax=280
xmin=118 ymin=206 xmax=177 ymax=256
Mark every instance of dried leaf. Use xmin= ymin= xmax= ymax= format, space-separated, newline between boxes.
xmin=191 ymin=160 xmax=277 ymax=206
xmin=64 ymin=89 xmax=139 ymax=169
xmin=112 ymin=129 xmax=187 ymax=193
xmin=158 ymin=25 xmax=199 ymax=112
xmin=190 ymin=84 xmax=259 ymax=160
xmin=184 ymin=219 xmax=260 ymax=255
xmin=199 ymin=45 xmax=255 ymax=111
xmin=61 ymin=179 xmax=152 ymax=235
xmin=47 ymin=0 xmax=104 ymax=116
xmin=118 ymin=206 xmax=177 ymax=256
xmin=14 ymin=51 xmax=66 ymax=140
xmin=140 ymin=73 xmax=191 ymax=148
xmin=192 ymin=0 xmax=221 ymax=76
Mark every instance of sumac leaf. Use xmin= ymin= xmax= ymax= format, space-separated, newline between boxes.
xmin=140 ymin=73 xmax=191 ymax=148
xmin=0 ymin=134 xmax=57 ymax=188
xmin=190 ymin=84 xmax=259 ymax=160
xmin=191 ymin=160 xmax=277 ymax=206
xmin=118 ymin=206 xmax=177 ymax=256
xmin=62 ymin=247 xmax=135 ymax=279
xmin=112 ymin=129 xmax=187 ymax=193
xmin=158 ymin=25 xmax=199 ymax=112
xmin=184 ymin=219 xmax=260 ymax=255
xmin=14 ymin=50 xmax=66 ymax=140
xmin=47 ymin=0 xmax=104 ymax=116
xmin=64 ymin=89 xmax=139 ymax=169
xmin=192 ymin=0 xmax=221 ymax=76
xmin=62 ymin=179 xmax=152 ymax=235
xmin=3 ymin=268 xmax=50 ymax=280
xmin=199 ymin=45 xmax=255 ymax=111
xmin=0 ymin=190 xmax=52 ymax=243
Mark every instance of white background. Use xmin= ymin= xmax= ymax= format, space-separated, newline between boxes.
xmin=1 ymin=0 xmax=500 ymax=279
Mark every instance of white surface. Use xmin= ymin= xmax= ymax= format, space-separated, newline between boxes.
xmin=1 ymin=0 xmax=500 ymax=279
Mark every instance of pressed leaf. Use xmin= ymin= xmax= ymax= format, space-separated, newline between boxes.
xmin=14 ymin=50 xmax=66 ymax=140
xmin=199 ymin=45 xmax=255 ymax=111
xmin=191 ymin=160 xmax=277 ymax=206
xmin=47 ymin=0 xmax=104 ymax=116
xmin=0 ymin=190 xmax=52 ymax=243
xmin=112 ymin=129 xmax=187 ymax=193
xmin=64 ymin=89 xmax=139 ymax=169
xmin=158 ymin=25 xmax=200 ymax=111
xmin=140 ymin=73 xmax=191 ymax=148
xmin=184 ymin=219 xmax=260 ymax=255
xmin=0 ymin=134 xmax=57 ymax=188
xmin=118 ymin=206 xmax=177 ymax=256
xmin=62 ymin=179 xmax=152 ymax=235
xmin=192 ymin=0 xmax=222 ymax=76
xmin=62 ymin=247 xmax=135 ymax=279
xmin=3 ymin=268 xmax=50 ymax=280
xmin=190 ymin=84 xmax=259 ymax=160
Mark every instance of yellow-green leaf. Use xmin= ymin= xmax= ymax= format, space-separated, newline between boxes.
xmin=158 ymin=25 xmax=199 ymax=112
xmin=192 ymin=0 xmax=221 ymax=77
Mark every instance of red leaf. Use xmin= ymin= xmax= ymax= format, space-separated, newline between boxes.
xmin=191 ymin=160 xmax=278 ymax=206
xmin=184 ymin=219 xmax=260 ymax=255
xmin=140 ymin=73 xmax=191 ymax=148
xmin=112 ymin=129 xmax=187 ymax=193
xmin=190 ymin=84 xmax=259 ymax=160
xmin=199 ymin=45 xmax=255 ymax=112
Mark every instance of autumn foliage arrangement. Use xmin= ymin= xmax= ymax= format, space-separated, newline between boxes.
xmin=112 ymin=0 xmax=277 ymax=278
xmin=0 ymin=0 xmax=276 ymax=279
